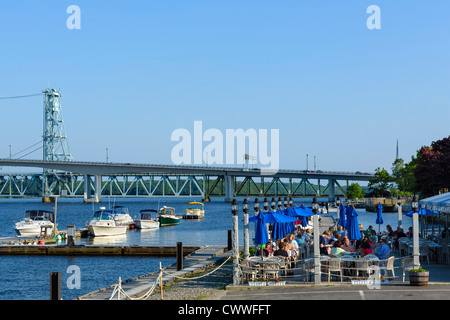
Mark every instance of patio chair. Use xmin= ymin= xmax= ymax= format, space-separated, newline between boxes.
xmin=303 ymin=258 xmax=314 ymax=283
xmin=262 ymin=261 xmax=280 ymax=280
xmin=419 ymin=245 xmax=430 ymax=264
xmin=240 ymin=259 xmax=259 ymax=283
xmin=355 ymin=258 xmax=370 ymax=278
xmin=401 ymin=256 xmax=414 ymax=282
xmin=399 ymin=238 xmax=410 ymax=256
xmin=377 ymin=256 xmax=396 ymax=278
xmin=426 ymin=243 xmax=441 ymax=264
xmin=327 ymin=258 xmax=343 ymax=282
xmin=276 ymin=256 xmax=289 ymax=276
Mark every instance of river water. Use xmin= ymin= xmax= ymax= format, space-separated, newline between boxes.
xmin=0 ymin=197 xmax=413 ymax=300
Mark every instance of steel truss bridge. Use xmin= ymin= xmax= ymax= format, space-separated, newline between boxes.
xmin=0 ymin=159 xmax=374 ymax=203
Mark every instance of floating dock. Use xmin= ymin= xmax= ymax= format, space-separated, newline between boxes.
xmin=0 ymin=245 xmax=201 ymax=256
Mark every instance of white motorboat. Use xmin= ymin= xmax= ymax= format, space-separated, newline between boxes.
xmin=14 ymin=210 xmax=55 ymax=236
xmin=112 ymin=206 xmax=134 ymax=226
xmin=135 ymin=209 xmax=160 ymax=229
xmin=87 ymin=209 xmax=127 ymax=237
xmin=183 ymin=202 xmax=205 ymax=219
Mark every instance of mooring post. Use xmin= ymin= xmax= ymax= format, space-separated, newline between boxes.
xmin=67 ymin=225 xmax=75 ymax=246
xmin=50 ymin=272 xmax=61 ymax=300
xmin=177 ymin=242 xmax=183 ymax=271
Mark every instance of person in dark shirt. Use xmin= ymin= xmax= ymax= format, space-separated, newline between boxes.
xmin=273 ymin=242 xmax=289 ymax=258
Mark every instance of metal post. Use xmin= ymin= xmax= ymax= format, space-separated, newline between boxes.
xmin=231 ymin=199 xmax=240 ymax=286
xmin=313 ymin=214 xmax=321 ymax=285
xmin=413 ymin=212 xmax=420 ymax=269
xmin=67 ymin=225 xmax=75 ymax=246
xmin=243 ymin=199 xmax=249 ymax=260
xmin=177 ymin=242 xmax=183 ymax=271
xmin=398 ymin=202 xmax=402 ymax=229
xmin=50 ymin=272 xmax=61 ymax=300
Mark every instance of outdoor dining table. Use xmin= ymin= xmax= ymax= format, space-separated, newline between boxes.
xmin=247 ymin=257 xmax=282 ymax=278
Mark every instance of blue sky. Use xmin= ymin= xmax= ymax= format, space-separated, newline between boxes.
xmin=0 ymin=1 xmax=449 ymax=174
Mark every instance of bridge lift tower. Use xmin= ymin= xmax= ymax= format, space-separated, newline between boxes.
xmin=42 ymin=88 xmax=74 ymax=201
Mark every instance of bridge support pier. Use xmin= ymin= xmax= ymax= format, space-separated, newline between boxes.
xmin=328 ymin=179 xmax=336 ymax=203
xmin=83 ymin=174 xmax=102 ymax=203
xmin=224 ymin=176 xmax=233 ymax=203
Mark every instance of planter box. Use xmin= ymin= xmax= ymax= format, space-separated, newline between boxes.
xmin=267 ymin=281 xmax=286 ymax=286
xmin=351 ymin=280 xmax=389 ymax=285
xmin=409 ymin=271 xmax=429 ymax=286
xmin=248 ymin=281 xmax=266 ymax=287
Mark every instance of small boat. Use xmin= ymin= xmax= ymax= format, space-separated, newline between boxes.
xmin=87 ymin=209 xmax=127 ymax=237
xmin=183 ymin=202 xmax=205 ymax=219
xmin=158 ymin=206 xmax=182 ymax=226
xmin=135 ymin=210 xmax=160 ymax=229
xmin=111 ymin=206 xmax=134 ymax=226
xmin=14 ymin=210 xmax=55 ymax=236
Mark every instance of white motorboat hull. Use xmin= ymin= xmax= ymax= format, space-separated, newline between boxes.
xmin=14 ymin=222 xmax=54 ymax=236
xmin=135 ymin=220 xmax=159 ymax=229
xmin=87 ymin=225 xmax=127 ymax=237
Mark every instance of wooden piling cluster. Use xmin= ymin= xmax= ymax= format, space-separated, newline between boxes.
xmin=0 ymin=245 xmax=200 ymax=256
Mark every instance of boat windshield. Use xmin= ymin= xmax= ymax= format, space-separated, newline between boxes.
xmin=24 ymin=210 xmax=54 ymax=222
xmin=159 ymin=207 xmax=174 ymax=215
xmin=93 ymin=211 xmax=114 ymax=220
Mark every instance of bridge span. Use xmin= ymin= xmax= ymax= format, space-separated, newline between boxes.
xmin=0 ymin=159 xmax=374 ymax=203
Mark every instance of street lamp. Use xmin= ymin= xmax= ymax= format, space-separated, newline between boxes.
xmin=411 ymin=194 xmax=420 ymax=269
xmin=277 ymin=197 xmax=282 ymax=209
xmin=312 ymin=196 xmax=321 ymax=284
xmin=243 ymin=198 xmax=249 ymax=214
xmin=254 ymin=198 xmax=260 ymax=213
xmin=231 ymin=198 xmax=239 ymax=285
xmin=397 ymin=195 xmax=403 ymax=229
xmin=312 ymin=196 xmax=319 ymax=214
xmin=284 ymin=197 xmax=288 ymax=208
xmin=231 ymin=198 xmax=238 ymax=216
xmin=263 ymin=198 xmax=269 ymax=212
xmin=289 ymin=197 xmax=293 ymax=206
xmin=271 ymin=197 xmax=276 ymax=211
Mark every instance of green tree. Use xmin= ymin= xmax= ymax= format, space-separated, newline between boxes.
xmin=368 ymin=167 xmax=393 ymax=197
xmin=346 ymin=183 xmax=365 ymax=199
xmin=391 ymin=155 xmax=417 ymax=195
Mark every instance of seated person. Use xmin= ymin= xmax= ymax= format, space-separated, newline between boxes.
xmin=319 ymin=231 xmax=331 ymax=255
xmin=375 ymin=238 xmax=390 ymax=259
xmin=273 ymin=242 xmax=290 ymax=258
xmin=341 ymin=236 xmax=354 ymax=252
xmin=330 ymin=240 xmax=353 ymax=258
xmin=369 ymin=230 xmax=378 ymax=244
xmin=359 ymin=241 xmax=373 ymax=257
xmin=255 ymin=244 xmax=269 ymax=257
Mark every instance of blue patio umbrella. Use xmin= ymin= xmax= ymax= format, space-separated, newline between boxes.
xmin=376 ymin=203 xmax=384 ymax=233
xmin=292 ymin=205 xmax=315 ymax=228
xmin=338 ymin=204 xmax=346 ymax=228
xmin=345 ymin=205 xmax=352 ymax=231
xmin=252 ymin=211 xmax=270 ymax=247
xmin=347 ymin=208 xmax=362 ymax=241
xmin=249 ymin=211 xmax=299 ymax=240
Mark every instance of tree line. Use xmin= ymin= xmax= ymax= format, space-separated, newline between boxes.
xmin=347 ymin=135 xmax=450 ymax=199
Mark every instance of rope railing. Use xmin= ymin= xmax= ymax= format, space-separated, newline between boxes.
xmin=109 ymin=255 xmax=232 ymax=300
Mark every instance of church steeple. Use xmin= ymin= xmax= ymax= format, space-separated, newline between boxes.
xmin=396 ymin=139 xmax=399 ymax=160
